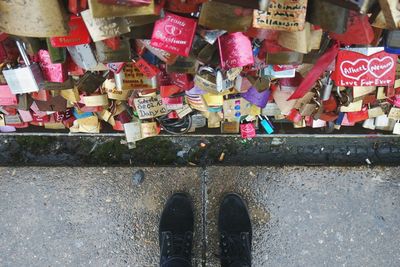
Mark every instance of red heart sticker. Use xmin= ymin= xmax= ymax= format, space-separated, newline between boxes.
xmin=340 ymin=59 xmax=368 ymax=81
xmin=368 ymin=56 xmax=395 ymax=79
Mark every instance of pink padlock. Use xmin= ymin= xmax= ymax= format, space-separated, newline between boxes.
xmin=0 ymin=85 xmax=18 ymax=106
xmin=218 ymin=32 xmax=254 ymax=70
xmin=240 ymin=123 xmax=256 ymax=139
xmin=37 ymin=50 xmax=68 ymax=83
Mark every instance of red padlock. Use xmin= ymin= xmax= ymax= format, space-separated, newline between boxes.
xmin=134 ymin=58 xmax=160 ymax=78
xmin=151 ymin=12 xmax=197 ymax=57
xmin=68 ymin=0 xmax=88 ymax=15
xmin=170 ymin=73 xmax=193 ymax=90
xmin=102 ymin=37 xmax=121 ymax=51
xmin=50 ymin=15 xmax=91 ymax=47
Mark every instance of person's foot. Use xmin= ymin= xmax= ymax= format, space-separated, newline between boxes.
xmin=218 ymin=193 xmax=252 ymax=267
xmin=159 ymin=193 xmax=194 ymax=266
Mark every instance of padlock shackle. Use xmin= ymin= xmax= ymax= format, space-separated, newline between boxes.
xmin=16 ymin=41 xmax=30 ymax=66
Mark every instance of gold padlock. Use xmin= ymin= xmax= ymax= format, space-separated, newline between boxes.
xmin=0 ymin=1 xmax=68 ymax=37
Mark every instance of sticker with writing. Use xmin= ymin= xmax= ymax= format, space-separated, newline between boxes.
xmin=151 ymin=12 xmax=197 ymax=57
xmin=134 ymin=95 xmax=168 ymax=119
xmin=334 ymin=50 xmax=397 ymax=87
xmin=252 ymin=0 xmax=308 ymax=31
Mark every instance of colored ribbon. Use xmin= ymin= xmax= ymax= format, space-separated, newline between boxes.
xmin=288 ymin=42 xmax=340 ymax=100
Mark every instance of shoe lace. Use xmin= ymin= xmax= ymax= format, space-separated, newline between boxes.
xmin=163 ymin=231 xmax=192 ymax=259
xmin=218 ymin=232 xmax=251 ymax=266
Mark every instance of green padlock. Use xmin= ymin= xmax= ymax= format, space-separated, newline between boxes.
xmin=46 ymin=38 xmax=67 ymax=64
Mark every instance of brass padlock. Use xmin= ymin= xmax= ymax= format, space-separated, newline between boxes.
xmin=77 ymin=71 xmax=110 ymax=93
xmin=247 ymin=75 xmax=270 ymax=92
xmin=81 ymin=10 xmax=131 ymax=42
xmin=88 ymin=0 xmax=155 ymax=18
xmin=0 ymin=0 xmax=68 ymax=37
xmin=95 ymin=38 xmax=131 ymax=63
xmin=199 ymin=2 xmax=253 ymax=33
xmin=307 ymin=0 xmax=349 ymax=34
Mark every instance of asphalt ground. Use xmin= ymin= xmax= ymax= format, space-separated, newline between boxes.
xmin=1 ymin=166 xmax=399 ymax=266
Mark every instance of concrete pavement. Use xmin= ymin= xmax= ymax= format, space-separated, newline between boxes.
xmin=0 ymin=167 xmax=399 ymax=266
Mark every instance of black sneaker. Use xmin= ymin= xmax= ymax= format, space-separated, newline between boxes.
xmin=218 ymin=193 xmax=252 ymax=267
xmin=159 ymin=193 xmax=194 ymax=267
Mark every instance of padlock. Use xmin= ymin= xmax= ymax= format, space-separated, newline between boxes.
xmin=123 ymin=22 xmax=156 ymax=39
xmin=321 ymin=73 xmax=334 ymax=101
xmin=0 ymin=85 xmax=17 ymax=106
xmin=214 ymin=0 xmax=266 ymax=9
xmin=164 ymin=0 xmax=206 ymax=14
xmin=2 ymin=41 xmax=44 ymax=94
xmin=81 ymin=10 xmax=131 ymax=42
xmin=17 ymin=94 xmax=33 ymax=111
xmin=170 ymin=73 xmax=193 ymax=90
xmin=137 ymin=39 xmax=179 ymax=65
xmin=133 ymin=57 xmax=160 ymax=78
xmin=50 ymin=15 xmax=91 ymax=47
xmin=385 ymin=30 xmax=400 ymax=54
xmin=307 ymin=0 xmax=349 ymax=34
xmin=278 ymin=23 xmax=323 ymax=54
xmin=98 ymin=0 xmax=152 ymax=6
xmin=67 ymin=44 xmax=107 ymax=71
xmin=266 ymin=51 xmax=304 ymax=65
xmin=199 ymin=2 xmax=253 ymax=33
xmin=378 ymin=0 xmax=400 ymax=29
xmin=9 ymin=36 xmax=41 ymax=57
xmin=0 ymin=0 xmax=68 ymax=37
xmin=241 ymin=87 xmax=270 ymax=108
xmin=151 ymin=12 xmax=197 ymax=57
xmin=95 ymin=37 xmax=131 ymax=63
xmin=166 ymin=55 xmax=198 ymax=74
xmin=247 ymin=75 xmax=270 ymax=92
xmin=88 ymin=0 xmax=155 ymax=18
xmin=46 ymin=39 xmax=67 ymax=64
xmin=77 ymin=71 xmax=110 ymax=93
xmin=393 ymin=120 xmax=400 ymax=134
xmin=329 ymin=11 xmax=374 ymax=45
xmin=194 ymin=66 xmax=231 ymax=94
xmin=69 ymin=0 xmax=88 ymax=15
xmin=218 ymin=32 xmax=254 ymax=70
xmin=44 ymin=78 xmax=75 ymax=91
xmin=324 ymin=0 xmax=377 ymax=14
xmin=197 ymin=44 xmax=220 ymax=66
xmin=118 ymin=62 xmax=158 ymax=90
xmin=37 ymin=50 xmax=68 ymax=83
xmin=252 ymin=0 xmax=308 ymax=32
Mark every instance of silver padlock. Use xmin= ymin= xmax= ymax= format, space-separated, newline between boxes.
xmin=2 ymin=41 xmax=44 ymax=94
xmin=67 ymin=44 xmax=108 ymax=71
xmin=194 ymin=66 xmax=234 ymax=94
xmin=321 ymin=72 xmax=334 ymax=101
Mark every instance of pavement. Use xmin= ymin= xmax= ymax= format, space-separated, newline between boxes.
xmin=0 ymin=166 xmax=399 ymax=267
